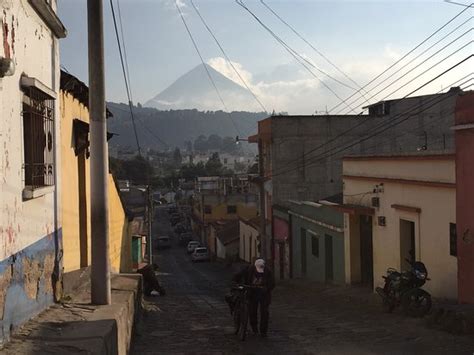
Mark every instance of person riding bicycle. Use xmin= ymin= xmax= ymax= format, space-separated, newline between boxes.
xmin=232 ymin=258 xmax=275 ymax=337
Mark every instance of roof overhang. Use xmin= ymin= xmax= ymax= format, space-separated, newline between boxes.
xmin=29 ymin=0 xmax=67 ymax=38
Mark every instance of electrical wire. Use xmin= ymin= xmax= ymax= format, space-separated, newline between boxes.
xmin=275 ymin=70 xmax=472 ymax=178
xmin=190 ymin=0 xmax=267 ymax=114
xmin=269 ymin=61 xmax=473 ymax=178
xmin=334 ymin=27 xmax=474 ymax=114
xmin=109 ymin=0 xmax=142 ymax=156
xmin=116 ymin=0 xmax=134 ymax=103
xmin=259 ymin=0 xmax=370 ymax=102
xmin=334 ymin=17 xmax=473 ymax=114
xmin=274 ymin=80 xmax=473 ymax=179
xmin=236 ymin=0 xmax=359 ymax=114
xmin=175 ymin=1 xmax=242 ymax=136
xmin=269 ymin=58 xmax=473 ymax=179
xmin=327 ymin=3 xmax=473 ymax=114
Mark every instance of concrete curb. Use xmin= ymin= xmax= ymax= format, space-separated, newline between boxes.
xmin=1 ymin=273 xmax=142 ymax=355
xmin=426 ymin=303 xmax=474 ymax=335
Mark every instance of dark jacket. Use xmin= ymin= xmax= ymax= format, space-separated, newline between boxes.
xmin=233 ymin=265 xmax=275 ymax=302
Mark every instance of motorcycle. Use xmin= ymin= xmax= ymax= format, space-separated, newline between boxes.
xmin=375 ymin=258 xmax=432 ymax=317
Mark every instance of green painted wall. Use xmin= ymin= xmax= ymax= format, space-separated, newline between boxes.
xmin=290 ymin=203 xmax=345 ymax=284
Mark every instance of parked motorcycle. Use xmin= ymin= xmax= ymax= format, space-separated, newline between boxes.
xmin=375 ymin=259 xmax=432 ymax=317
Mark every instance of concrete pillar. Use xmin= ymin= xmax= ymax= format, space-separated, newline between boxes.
xmin=455 ymin=91 xmax=474 ymax=304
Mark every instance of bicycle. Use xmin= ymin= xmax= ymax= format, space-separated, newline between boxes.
xmin=229 ymin=284 xmax=263 ymax=341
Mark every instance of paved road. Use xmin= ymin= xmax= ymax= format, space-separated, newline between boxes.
xmin=131 ymin=206 xmax=474 ymax=354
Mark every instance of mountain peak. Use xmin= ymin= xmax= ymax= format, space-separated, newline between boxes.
xmin=144 ymin=63 xmax=254 ymax=112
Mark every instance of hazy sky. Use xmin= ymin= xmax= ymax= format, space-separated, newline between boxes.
xmin=58 ymin=0 xmax=472 ymax=114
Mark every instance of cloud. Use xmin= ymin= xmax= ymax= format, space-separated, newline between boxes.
xmin=199 ymin=44 xmax=472 ymax=116
xmin=207 ymin=57 xmax=253 ymax=87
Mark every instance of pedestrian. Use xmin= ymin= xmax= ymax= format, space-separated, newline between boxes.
xmin=137 ymin=263 xmax=166 ymax=296
xmin=232 ymin=258 xmax=275 ymax=337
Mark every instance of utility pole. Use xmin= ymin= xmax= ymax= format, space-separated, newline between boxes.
xmin=258 ymin=139 xmax=267 ymax=260
xmin=148 ymin=185 xmax=153 ymax=265
xmin=87 ymin=0 xmax=111 ymax=305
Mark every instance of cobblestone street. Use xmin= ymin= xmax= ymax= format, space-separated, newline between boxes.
xmin=131 ymin=207 xmax=474 ymax=354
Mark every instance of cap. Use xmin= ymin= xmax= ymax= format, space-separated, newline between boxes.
xmin=255 ymin=258 xmax=265 ymax=273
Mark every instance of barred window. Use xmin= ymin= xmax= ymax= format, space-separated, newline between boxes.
xmin=22 ymin=85 xmax=55 ymax=190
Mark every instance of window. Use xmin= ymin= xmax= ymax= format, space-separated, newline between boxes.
xmin=22 ymin=84 xmax=55 ymax=191
xmin=204 ymin=205 xmax=212 ymax=214
xmin=311 ymin=235 xmax=319 ymax=257
xmin=227 ymin=205 xmax=237 ymax=214
xmin=450 ymin=223 xmax=457 ymax=257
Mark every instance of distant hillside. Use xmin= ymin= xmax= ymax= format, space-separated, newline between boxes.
xmin=106 ymin=102 xmax=266 ymax=151
xmin=144 ymin=63 xmax=257 ymax=111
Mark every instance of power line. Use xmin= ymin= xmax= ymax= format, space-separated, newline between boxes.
xmin=116 ymin=0 xmax=133 ymax=103
xmin=109 ymin=0 xmax=142 ymax=156
xmin=236 ymin=0 xmax=360 ymax=114
xmin=175 ymin=1 xmax=242 ymax=136
xmin=272 ymin=55 xmax=474 ymax=176
xmin=109 ymin=104 xmax=170 ymax=148
xmin=278 ymin=61 xmax=472 ymax=177
xmin=269 ymin=57 xmax=473 ymax=178
xmin=270 ymin=69 xmax=473 ymax=178
xmin=327 ymin=3 xmax=473 ymax=114
xmin=334 ymin=24 xmax=473 ymax=114
xmin=259 ymin=0 xmax=370 ymax=102
xmin=190 ymin=0 xmax=267 ymax=114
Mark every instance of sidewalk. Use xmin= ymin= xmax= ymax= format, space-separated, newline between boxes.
xmin=1 ymin=273 xmax=142 ymax=355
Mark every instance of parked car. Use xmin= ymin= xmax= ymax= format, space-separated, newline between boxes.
xmin=192 ymin=247 xmax=210 ymax=262
xmin=156 ymin=236 xmax=171 ymax=249
xmin=179 ymin=232 xmax=193 ymax=246
xmin=174 ymin=223 xmax=186 ymax=234
xmin=187 ymin=241 xmax=200 ymax=254
xmin=170 ymin=215 xmax=181 ymax=226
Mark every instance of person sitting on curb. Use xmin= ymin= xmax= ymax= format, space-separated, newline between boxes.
xmin=137 ymin=263 xmax=166 ymax=296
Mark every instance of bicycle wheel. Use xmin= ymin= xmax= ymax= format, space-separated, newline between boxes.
xmin=238 ymin=300 xmax=248 ymax=341
xmin=233 ymin=300 xmax=241 ymax=334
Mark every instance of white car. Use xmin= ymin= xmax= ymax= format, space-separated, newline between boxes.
xmin=187 ymin=241 xmax=200 ymax=254
xmin=192 ymin=247 xmax=210 ymax=262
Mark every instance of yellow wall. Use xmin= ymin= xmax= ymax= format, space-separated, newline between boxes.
xmin=343 ymin=157 xmax=457 ymax=299
xmin=60 ymin=91 xmax=131 ymax=274
xmin=60 ymin=92 xmax=91 ymax=273
xmin=108 ymin=174 xmax=131 ymax=273
xmin=239 ymin=220 xmax=259 ymax=263
xmin=204 ymin=201 xmax=258 ymax=222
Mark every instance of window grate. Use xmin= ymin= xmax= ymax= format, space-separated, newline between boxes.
xmin=22 ymin=86 xmax=55 ymax=189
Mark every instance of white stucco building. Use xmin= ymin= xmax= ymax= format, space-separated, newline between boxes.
xmin=0 ymin=0 xmax=66 ymax=344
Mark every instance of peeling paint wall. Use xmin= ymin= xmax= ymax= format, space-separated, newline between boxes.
xmin=0 ymin=0 xmax=62 ymax=345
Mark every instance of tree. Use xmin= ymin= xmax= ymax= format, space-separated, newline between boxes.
xmin=173 ymin=147 xmax=182 ymax=166
xmin=248 ymin=162 xmax=259 ymax=174
xmin=222 ymin=136 xmax=239 ymax=154
xmin=205 ymin=152 xmax=223 ymax=176
xmin=194 ymin=135 xmax=208 ymax=152
xmin=184 ymin=140 xmax=193 ymax=152
xmin=121 ymin=155 xmax=154 ymax=184
xmin=207 ymin=134 xmax=223 ymax=150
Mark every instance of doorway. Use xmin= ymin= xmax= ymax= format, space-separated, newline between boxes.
xmin=78 ymin=152 xmax=88 ymax=267
xmin=279 ymin=242 xmax=285 ymax=280
xmin=301 ymin=228 xmax=307 ymax=276
xmin=325 ymin=234 xmax=334 ymax=282
xmin=359 ymin=215 xmax=373 ymax=287
xmin=400 ymin=219 xmax=416 ymax=271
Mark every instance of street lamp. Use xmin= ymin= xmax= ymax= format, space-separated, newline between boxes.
xmin=235 ymin=136 xmax=249 ymax=145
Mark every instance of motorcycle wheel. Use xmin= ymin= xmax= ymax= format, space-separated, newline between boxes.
xmin=376 ymin=287 xmax=395 ymax=313
xmin=401 ymin=289 xmax=432 ymax=318
xmin=238 ymin=301 xmax=248 ymax=341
